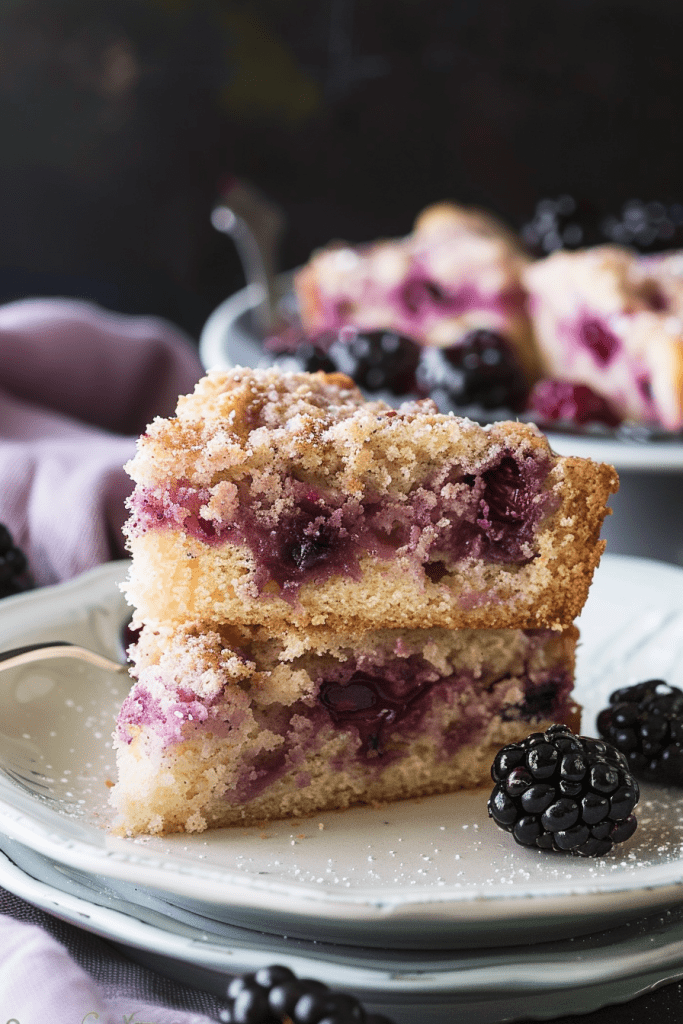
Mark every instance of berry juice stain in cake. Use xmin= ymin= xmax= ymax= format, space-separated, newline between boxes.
xmin=502 ymin=670 xmax=574 ymax=723
xmin=578 ymin=318 xmax=621 ymax=366
xmin=400 ymin=277 xmax=450 ymax=315
xmin=396 ymin=276 xmax=524 ymax=326
xmin=429 ymin=452 xmax=556 ymax=565
xmin=318 ymin=671 xmax=433 ymax=755
xmin=528 ymin=380 xmax=622 ymax=427
xmin=127 ymin=448 xmax=557 ymax=601
xmin=254 ymin=491 xmax=366 ymax=591
xmin=312 ymin=640 xmax=575 ymax=761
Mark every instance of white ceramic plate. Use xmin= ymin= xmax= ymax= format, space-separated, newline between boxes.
xmin=6 ymin=834 xmax=683 ymax=1024
xmin=198 ymin=281 xmax=683 ymax=473
xmin=3 ymin=557 xmax=683 ymax=949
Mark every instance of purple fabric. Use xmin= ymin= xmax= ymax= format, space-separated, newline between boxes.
xmin=0 ymin=298 xmax=222 ymax=1020
xmin=0 ymin=297 xmax=204 ymax=585
xmin=0 ymin=889 xmax=228 ymax=1022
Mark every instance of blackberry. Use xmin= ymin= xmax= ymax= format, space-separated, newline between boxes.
xmin=416 ymin=330 xmax=529 ymax=414
xmin=520 ymin=195 xmax=603 ymax=257
xmin=597 ymin=680 xmax=683 ymax=784
xmin=220 ymin=964 xmax=396 ymax=1024
xmin=521 ymin=194 xmax=683 ymax=257
xmin=0 ymin=525 xmax=33 ymax=599
xmin=488 ymin=724 xmax=639 ymax=856
xmin=600 ymin=199 xmax=683 ymax=253
xmin=325 ymin=328 xmax=421 ymax=396
xmin=274 ymin=341 xmax=337 ymax=376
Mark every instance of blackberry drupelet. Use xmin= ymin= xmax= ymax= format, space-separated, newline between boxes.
xmin=220 ymin=964 xmax=396 ymax=1024
xmin=0 ymin=524 xmax=33 ymax=599
xmin=416 ymin=329 xmax=529 ymax=414
xmin=597 ymin=680 xmax=683 ymax=784
xmin=488 ymin=724 xmax=639 ymax=856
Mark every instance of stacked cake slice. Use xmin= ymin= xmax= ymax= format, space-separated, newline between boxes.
xmin=111 ymin=368 xmax=617 ymax=834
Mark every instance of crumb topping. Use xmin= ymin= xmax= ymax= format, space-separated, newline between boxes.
xmin=126 ymin=366 xmax=551 ymax=496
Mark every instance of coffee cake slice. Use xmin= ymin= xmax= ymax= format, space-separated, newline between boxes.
xmin=294 ymin=201 xmax=539 ymax=379
xmin=110 ymin=619 xmax=579 ymax=835
xmin=123 ymin=367 xmax=617 ymax=632
xmin=525 ymin=245 xmax=683 ymax=430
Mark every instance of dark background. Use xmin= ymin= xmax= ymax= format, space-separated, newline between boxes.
xmin=2 ymin=5 xmax=683 ymax=1021
xmin=1 ymin=0 xmax=682 ymax=339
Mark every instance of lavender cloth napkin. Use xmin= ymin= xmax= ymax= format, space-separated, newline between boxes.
xmin=0 ymin=889 xmax=228 ymax=1023
xmin=0 ymin=296 xmax=204 ymax=585
xmin=0 ymin=297 xmax=228 ymax=1021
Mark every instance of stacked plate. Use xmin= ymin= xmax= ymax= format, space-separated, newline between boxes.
xmin=2 ymin=558 xmax=683 ymax=1022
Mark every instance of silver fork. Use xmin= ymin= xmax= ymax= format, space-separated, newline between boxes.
xmin=0 ymin=642 xmax=128 ymax=674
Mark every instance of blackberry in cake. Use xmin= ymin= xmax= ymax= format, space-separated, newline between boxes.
xmin=524 ymin=246 xmax=683 ymax=431
xmin=122 ymin=367 xmax=617 ymax=634
xmin=110 ymin=616 xmax=579 ymax=834
xmin=527 ymin=380 xmax=622 ymax=429
xmin=293 ymin=201 xmax=539 ymax=383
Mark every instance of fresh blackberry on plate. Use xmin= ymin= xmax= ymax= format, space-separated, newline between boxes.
xmin=521 ymin=194 xmax=683 ymax=256
xmin=488 ymin=724 xmax=639 ymax=857
xmin=0 ymin=524 xmax=33 ymax=599
xmin=597 ymin=680 xmax=683 ymax=784
xmin=325 ymin=327 xmax=421 ymax=396
xmin=220 ymin=964 xmax=396 ymax=1024
xmin=520 ymin=195 xmax=603 ymax=257
xmin=600 ymin=199 xmax=683 ymax=253
xmin=274 ymin=341 xmax=337 ymax=376
xmin=417 ymin=329 xmax=529 ymax=414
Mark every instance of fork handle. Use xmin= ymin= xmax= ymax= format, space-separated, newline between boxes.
xmin=0 ymin=642 xmax=127 ymax=673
